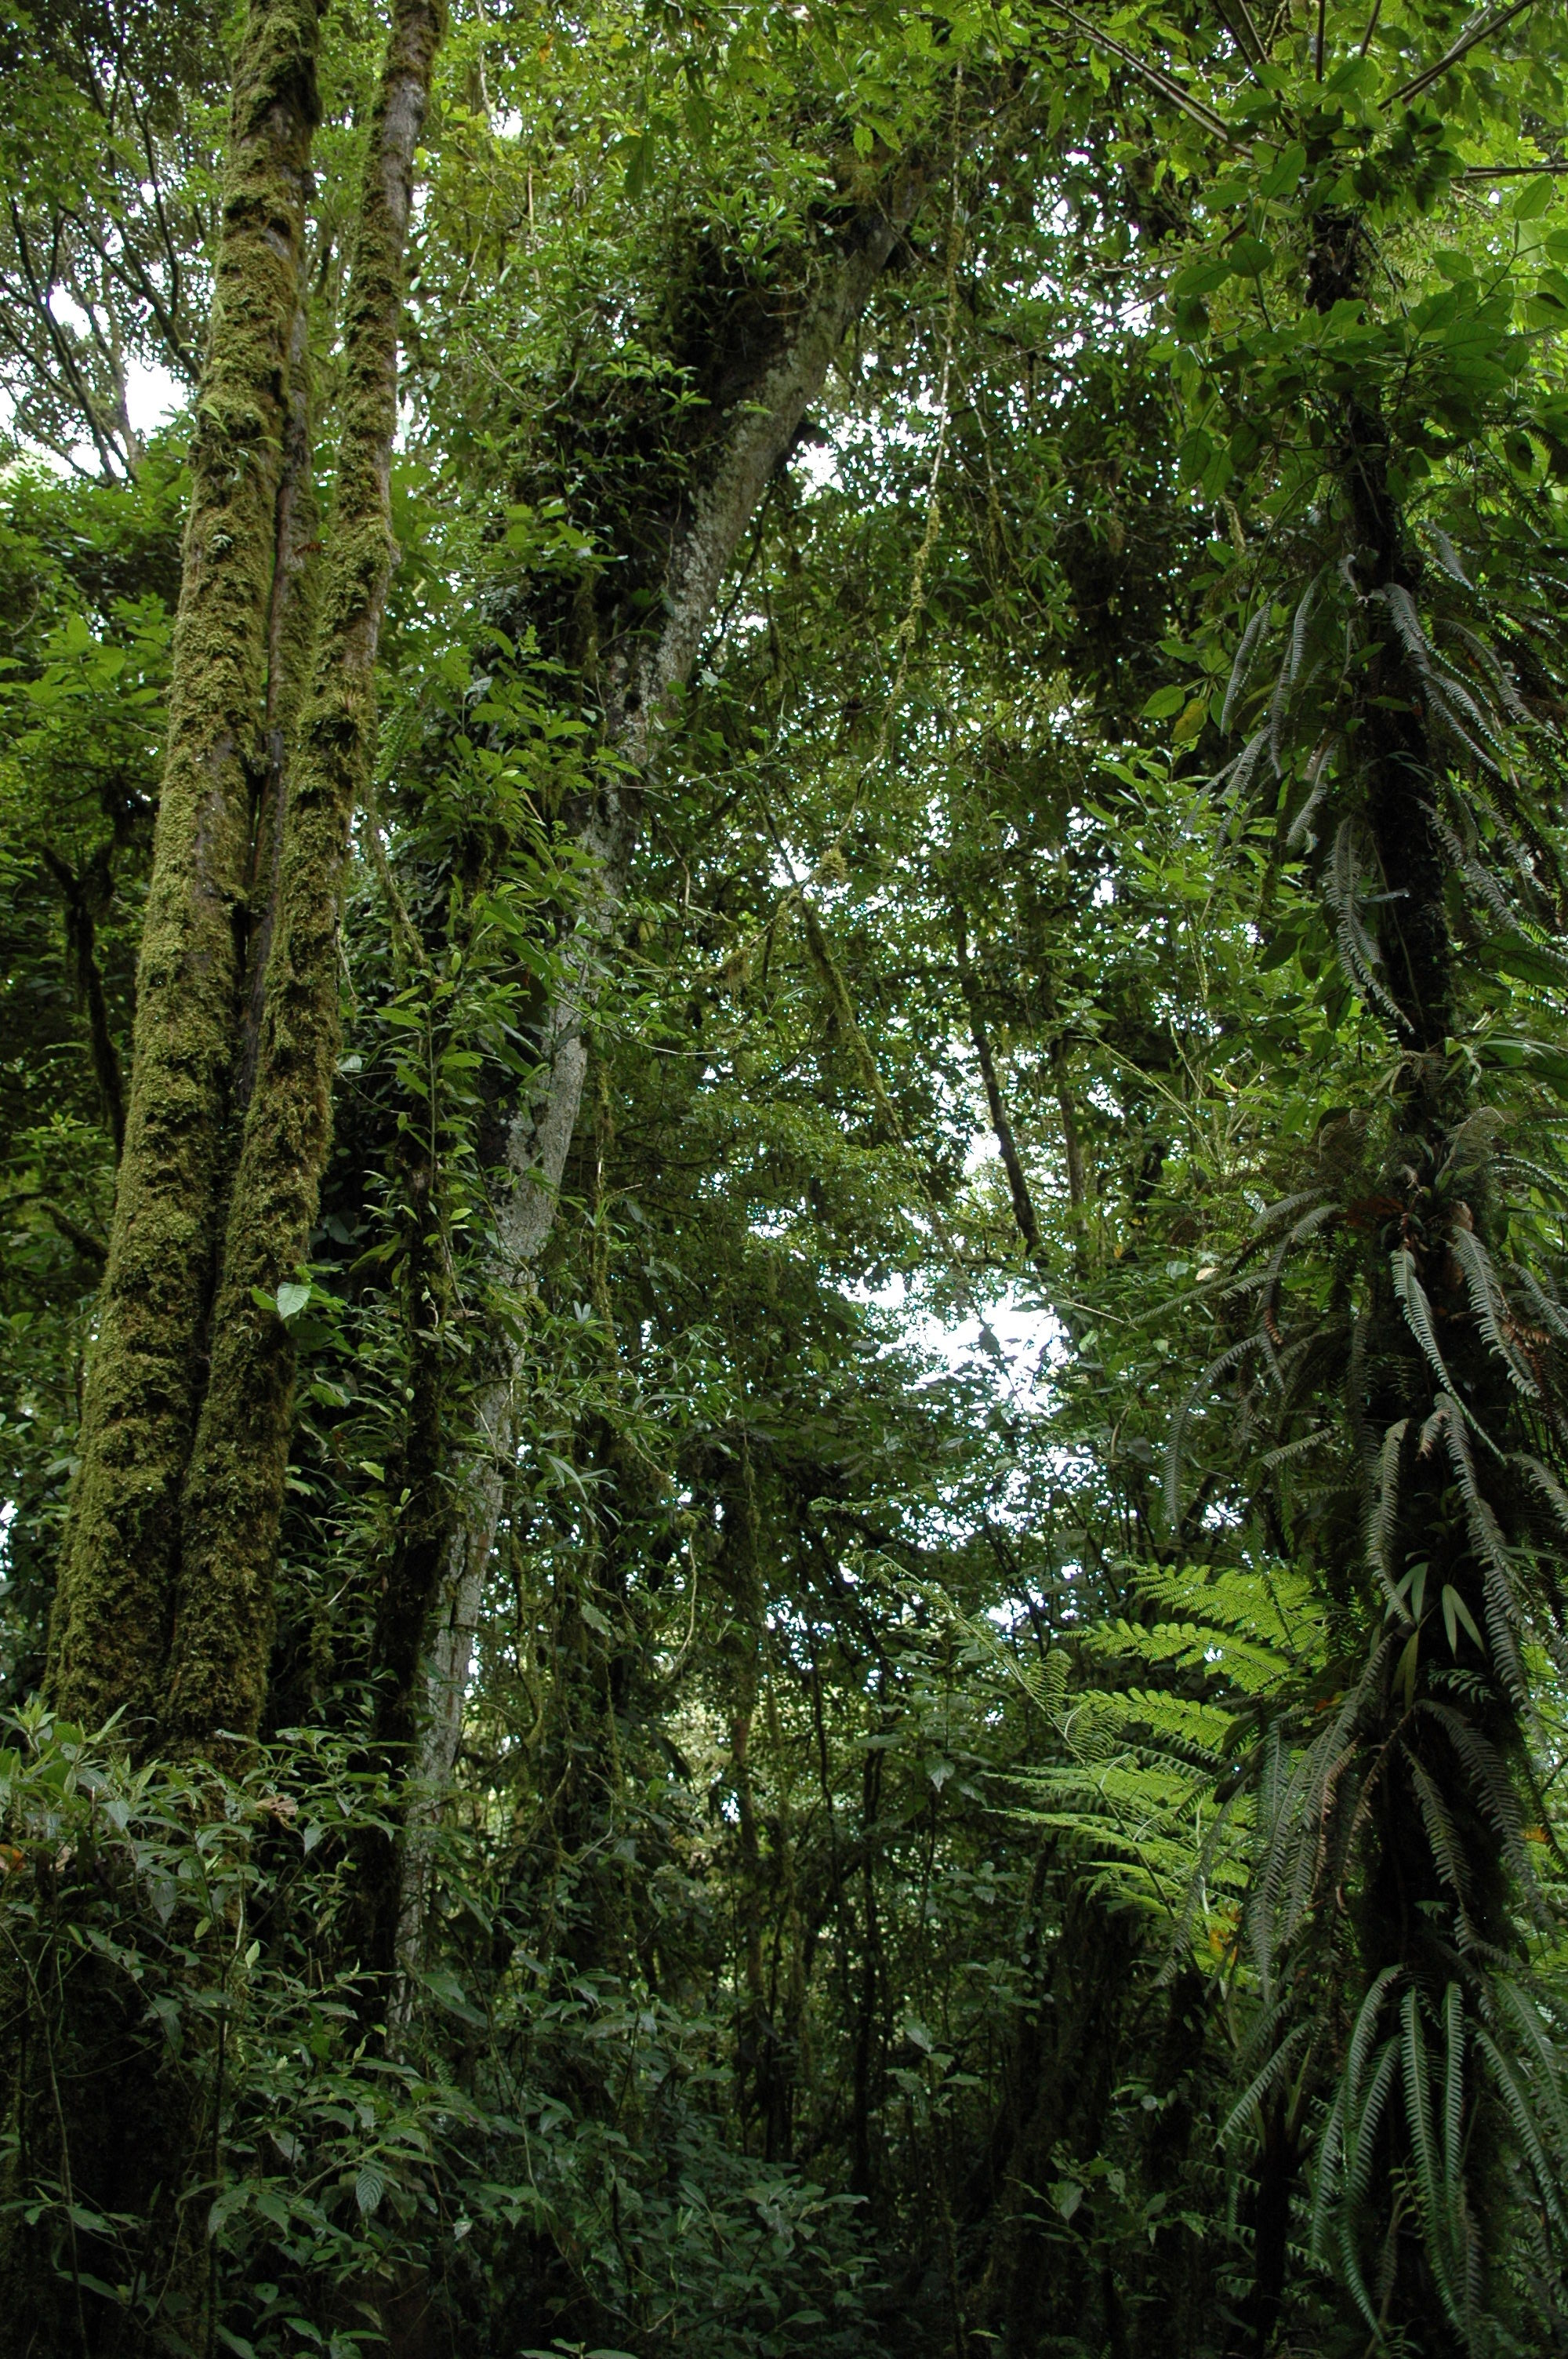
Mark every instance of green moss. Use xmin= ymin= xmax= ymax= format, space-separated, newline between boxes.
xmin=164 ymin=0 xmax=446 ymax=1746
xmin=46 ymin=0 xmax=324 ymax=1739
xmin=241 ymin=301 xmax=325 ymax=1105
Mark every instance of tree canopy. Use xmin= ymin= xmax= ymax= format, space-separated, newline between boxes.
xmin=5 ymin=2 xmax=1568 ymax=2355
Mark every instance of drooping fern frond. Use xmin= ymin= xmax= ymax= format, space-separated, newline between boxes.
xmin=1392 ymin=1248 xmax=1462 ymax=1404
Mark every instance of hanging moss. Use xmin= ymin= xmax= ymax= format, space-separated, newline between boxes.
xmin=164 ymin=0 xmax=447 ymax=1747
xmin=46 ymin=0 xmax=323 ymax=1739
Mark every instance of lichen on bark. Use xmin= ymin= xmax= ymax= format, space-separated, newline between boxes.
xmin=164 ymin=0 xmax=447 ymax=1745
xmin=46 ymin=0 xmax=324 ymax=1738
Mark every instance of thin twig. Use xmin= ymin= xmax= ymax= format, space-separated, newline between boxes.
xmin=1048 ymin=3 xmax=1243 ymax=145
xmin=1457 ymin=159 xmax=1568 ymax=176
xmin=1386 ymin=0 xmax=1538 ymax=107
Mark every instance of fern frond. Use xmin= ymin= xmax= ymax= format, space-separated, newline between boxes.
xmin=1437 ymin=801 xmax=1516 ymax=929
xmin=1383 ymin=582 xmax=1434 ymax=674
xmin=1345 ymin=2032 xmax=1401 ymax=2214
xmin=1289 ymin=569 xmax=1327 ymax=688
xmin=1514 ymin=1452 xmax=1568 ymax=1539
xmin=1496 ymin=1154 xmax=1568 ymax=1203
xmin=1221 ymin=722 xmax=1273 ymax=803
xmin=1473 ymin=2027 xmax=1568 ymax=2238
xmin=1220 ymin=2019 xmax=1312 ymax=2152
xmin=1487 ymin=1978 xmax=1568 ymax=2152
xmin=1410 ymin=1760 xmax=1473 ymax=1906
xmin=1513 ymin=1266 xmax=1568 ymax=1347
xmin=1261 ymin=1425 xmax=1330 ymax=1474
xmin=1255 ymin=1188 xmax=1330 ymax=1237
xmin=1443 ymin=1981 xmax=1466 ymax=2190
xmin=1444 ymin=618 xmax=1530 ymax=725
xmin=1286 ymin=735 xmax=1338 ymax=851
xmin=1082 ymin=1616 xmax=1296 ymax=1697
xmin=1417 ymin=1702 xmax=1533 ymax=1893
xmin=1392 ymin=1249 xmax=1457 ymax=1398
xmin=1221 ymin=603 xmax=1272 ymax=736
xmin=1425 ymin=529 xmax=1475 ymax=593
xmin=1369 ymin=1416 xmax=1411 ymax=1606
xmin=1325 ymin=819 xmax=1405 ymax=1023
xmin=1450 ymin=1226 xmax=1539 ymax=1398
xmin=1339 ymin=1962 xmax=1396 ymax=2114
xmin=1130 ymin=1562 xmax=1327 ymax=1661
xmin=1401 ymin=1984 xmax=1466 ymax=2337
xmin=1167 ymin=1335 xmax=1261 ymax=1527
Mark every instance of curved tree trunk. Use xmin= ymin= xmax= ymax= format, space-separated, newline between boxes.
xmin=390 ymin=169 xmax=928 ymax=2012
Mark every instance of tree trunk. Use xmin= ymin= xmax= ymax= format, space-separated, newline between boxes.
xmin=239 ymin=290 xmax=321 ymax=1109
xmin=4 ymin=9 xmax=442 ymax=2341
xmin=42 ymin=845 xmax=127 ymax=1158
xmin=46 ymin=0 xmax=323 ymax=1738
xmin=951 ymin=899 xmax=1043 ymax=1258
xmin=164 ymin=0 xmax=446 ymax=1746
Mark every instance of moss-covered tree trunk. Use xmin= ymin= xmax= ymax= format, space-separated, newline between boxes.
xmin=5 ymin=13 xmax=327 ymax=2341
xmin=164 ymin=0 xmax=446 ymax=1744
xmin=45 ymin=0 xmax=323 ymax=1737
xmin=4 ymin=7 xmax=448 ymax=2339
xmin=239 ymin=292 xmax=322 ymax=1107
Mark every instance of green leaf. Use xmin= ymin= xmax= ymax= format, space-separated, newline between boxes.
xmin=1228 ymin=235 xmax=1273 ymax=278
xmin=1323 ymin=54 xmax=1378 ymax=102
xmin=1439 ymin=1586 xmax=1483 ymax=1658
xmin=1171 ymin=258 xmax=1232 ymax=299
xmin=355 ymin=2164 xmax=387 ymax=2215
xmin=275 ymin=1281 xmax=311 ymax=1322
xmin=1512 ymin=175 xmax=1559 ymax=223
xmin=1397 ymin=1630 xmax=1421 ymax=1709
xmin=1141 ymin=685 xmax=1187 ymax=719
xmin=617 ymin=129 xmax=653 ymax=200
xmin=1259 ymin=143 xmax=1306 ymax=201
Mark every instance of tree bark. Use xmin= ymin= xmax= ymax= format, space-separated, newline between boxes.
xmin=47 ymin=0 xmax=322 ymax=1736
xmin=164 ymin=0 xmax=446 ymax=1745
xmin=42 ymin=845 xmax=127 ymax=1159
xmin=239 ymin=290 xmax=321 ymax=1109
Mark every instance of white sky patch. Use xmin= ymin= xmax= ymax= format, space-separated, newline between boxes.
xmin=2 ymin=283 xmax=187 ymax=471
xmin=123 ymin=352 xmax=185 ymax=438
xmin=794 ymin=434 xmax=841 ymax=496
xmin=858 ymin=1266 xmax=1063 ymax=1400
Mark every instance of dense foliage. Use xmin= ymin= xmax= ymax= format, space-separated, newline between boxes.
xmin=5 ymin=2 xmax=1568 ymax=2355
